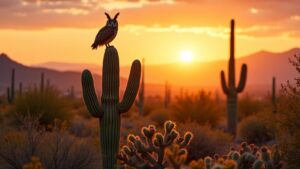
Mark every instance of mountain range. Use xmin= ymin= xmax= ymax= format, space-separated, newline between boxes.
xmin=33 ymin=48 xmax=300 ymax=96
xmin=0 ymin=47 xmax=299 ymax=97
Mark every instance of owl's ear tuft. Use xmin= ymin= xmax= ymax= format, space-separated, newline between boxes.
xmin=114 ymin=12 xmax=120 ymax=20
xmin=105 ymin=12 xmax=111 ymax=20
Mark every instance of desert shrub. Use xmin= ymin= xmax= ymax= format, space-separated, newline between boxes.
xmin=238 ymin=94 xmax=264 ymax=120
xmin=68 ymin=98 xmax=91 ymax=119
xmin=0 ymin=116 xmax=100 ymax=169
xmin=120 ymin=115 xmax=154 ymax=144
xmin=238 ymin=114 xmax=275 ymax=144
xmin=147 ymin=108 xmax=171 ymax=127
xmin=179 ymin=123 xmax=232 ymax=161
xmin=277 ymin=54 xmax=300 ymax=169
xmin=172 ymin=90 xmax=221 ymax=126
xmin=143 ymin=96 xmax=164 ymax=116
xmin=12 ymin=86 xmax=71 ymax=125
xmin=69 ymin=115 xmax=99 ymax=138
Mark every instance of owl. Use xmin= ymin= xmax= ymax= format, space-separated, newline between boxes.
xmin=91 ymin=12 xmax=119 ymax=49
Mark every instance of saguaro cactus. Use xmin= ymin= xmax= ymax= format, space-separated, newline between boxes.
xmin=40 ymin=72 xmax=45 ymax=93
xmin=7 ymin=68 xmax=15 ymax=104
xmin=220 ymin=19 xmax=247 ymax=136
xmin=272 ymin=77 xmax=276 ymax=113
xmin=82 ymin=46 xmax=141 ymax=169
xmin=135 ymin=58 xmax=145 ymax=115
xmin=164 ymin=81 xmax=171 ymax=108
xmin=69 ymin=86 xmax=75 ymax=98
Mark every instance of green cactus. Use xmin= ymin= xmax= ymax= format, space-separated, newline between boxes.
xmin=272 ymin=145 xmax=282 ymax=169
xmin=204 ymin=156 xmax=213 ymax=169
xmin=81 ymin=46 xmax=141 ymax=169
xmin=272 ymin=77 xmax=276 ymax=113
xmin=7 ymin=68 xmax=15 ymax=104
xmin=220 ymin=19 xmax=247 ymax=136
xmin=237 ymin=152 xmax=256 ymax=169
xmin=252 ymin=160 xmax=264 ymax=169
xmin=187 ymin=142 xmax=282 ymax=169
xmin=40 ymin=72 xmax=45 ymax=93
xmin=261 ymin=146 xmax=273 ymax=169
xmin=135 ymin=58 xmax=145 ymax=115
xmin=165 ymin=144 xmax=188 ymax=169
xmin=117 ymin=121 xmax=192 ymax=169
xmin=164 ymin=81 xmax=171 ymax=108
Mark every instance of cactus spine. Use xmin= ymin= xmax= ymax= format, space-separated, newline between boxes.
xmin=135 ymin=58 xmax=145 ymax=115
xmin=7 ymin=68 xmax=15 ymax=104
xmin=220 ymin=19 xmax=247 ymax=136
xmin=81 ymin=46 xmax=141 ymax=169
xmin=164 ymin=81 xmax=171 ymax=108
xmin=272 ymin=77 xmax=276 ymax=113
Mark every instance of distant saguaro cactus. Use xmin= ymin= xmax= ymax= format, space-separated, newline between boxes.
xmin=40 ymin=72 xmax=45 ymax=93
xmin=164 ymin=81 xmax=171 ymax=108
xmin=69 ymin=86 xmax=75 ymax=98
xmin=272 ymin=77 xmax=277 ymax=113
xmin=220 ymin=19 xmax=247 ymax=136
xmin=135 ymin=58 xmax=145 ymax=115
xmin=82 ymin=46 xmax=141 ymax=169
xmin=7 ymin=68 xmax=15 ymax=104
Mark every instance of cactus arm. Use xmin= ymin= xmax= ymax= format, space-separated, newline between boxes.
xmin=236 ymin=64 xmax=247 ymax=93
xmin=221 ymin=71 xmax=230 ymax=95
xmin=119 ymin=60 xmax=141 ymax=113
xmin=81 ymin=69 xmax=103 ymax=118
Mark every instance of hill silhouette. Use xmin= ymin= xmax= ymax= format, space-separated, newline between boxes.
xmin=0 ymin=53 xmax=103 ymax=96
xmin=32 ymin=48 xmax=300 ymax=95
xmin=2 ymin=48 xmax=299 ymax=97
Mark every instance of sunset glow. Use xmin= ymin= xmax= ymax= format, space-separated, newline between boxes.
xmin=0 ymin=0 xmax=299 ymax=66
xmin=180 ymin=50 xmax=194 ymax=63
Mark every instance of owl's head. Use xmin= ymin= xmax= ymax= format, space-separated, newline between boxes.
xmin=105 ymin=12 xmax=119 ymax=28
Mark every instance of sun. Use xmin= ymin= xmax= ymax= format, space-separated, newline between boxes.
xmin=180 ymin=50 xmax=194 ymax=63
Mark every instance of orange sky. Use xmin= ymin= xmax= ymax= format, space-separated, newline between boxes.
xmin=0 ymin=0 xmax=300 ymax=65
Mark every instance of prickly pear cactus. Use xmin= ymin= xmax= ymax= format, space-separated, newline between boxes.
xmin=81 ymin=46 xmax=141 ymax=169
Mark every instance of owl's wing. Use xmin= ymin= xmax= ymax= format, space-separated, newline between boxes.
xmin=94 ymin=26 xmax=115 ymax=46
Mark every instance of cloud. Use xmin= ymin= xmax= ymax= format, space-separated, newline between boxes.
xmin=99 ymin=0 xmax=175 ymax=10
xmin=120 ymin=24 xmax=286 ymax=38
xmin=0 ymin=0 xmax=300 ymax=39
xmin=42 ymin=8 xmax=90 ymax=15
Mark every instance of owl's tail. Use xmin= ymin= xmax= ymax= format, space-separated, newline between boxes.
xmin=91 ymin=43 xmax=98 ymax=50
